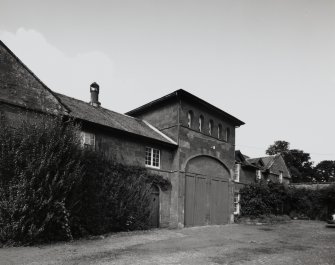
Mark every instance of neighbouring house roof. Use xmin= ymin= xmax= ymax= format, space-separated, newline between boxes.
xmin=235 ymin=150 xmax=261 ymax=169
xmin=126 ymin=89 xmax=245 ymax=127
xmin=55 ymin=93 xmax=178 ymax=146
xmin=247 ymin=156 xmax=276 ymax=169
xmin=247 ymin=155 xmax=291 ymax=179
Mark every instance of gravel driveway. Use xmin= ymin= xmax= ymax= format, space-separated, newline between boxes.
xmin=1 ymin=220 xmax=335 ymax=265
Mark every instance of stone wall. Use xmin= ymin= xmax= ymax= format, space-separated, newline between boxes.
xmin=133 ymin=100 xmax=179 ymax=142
xmin=127 ymin=96 xmax=239 ymax=227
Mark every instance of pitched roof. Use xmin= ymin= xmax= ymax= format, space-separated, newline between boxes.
xmin=55 ymin=93 xmax=177 ymax=146
xmin=247 ymin=156 xmax=274 ymax=168
xmin=126 ymin=89 xmax=245 ymax=127
xmin=235 ymin=150 xmax=261 ymax=169
xmin=270 ymin=155 xmax=291 ymax=179
xmin=0 ymin=40 xmax=70 ymax=114
xmin=247 ymin=155 xmax=291 ymax=178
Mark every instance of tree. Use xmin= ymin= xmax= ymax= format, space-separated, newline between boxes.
xmin=266 ymin=140 xmax=290 ymax=155
xmin=313 ymin=160 xmax=335 ymax=183
xmin=284 ymin=149 xmax=314 ymax=183
xmin=266 ymin=141 xmax=314 ymax=183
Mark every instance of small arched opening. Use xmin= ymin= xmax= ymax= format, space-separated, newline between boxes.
xmin=150 ymin=184 xmax=160 ymax=228
xmin=199 ymin=115 xmax=204 ymax=132
xmin=187 ymin=110 xmax=193 ymax=128
xmin=218 ymin=124 xmax=222 ymax=139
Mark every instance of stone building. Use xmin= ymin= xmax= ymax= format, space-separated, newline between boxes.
xmin=233 ymin=150 xmax=291 ymax=215
xmin=0 ymin=40 xmax=246 ymax=228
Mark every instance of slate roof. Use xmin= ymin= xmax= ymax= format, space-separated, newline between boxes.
xmin=235 ymin=150 xmax=261 ymax=169
xmin=247 ymin=155 xmax=291 ymax=178
xmin=55 ymin=93 xmax=177 ymax=146
xmin=247 ymin=156 xmax=273 ymax=168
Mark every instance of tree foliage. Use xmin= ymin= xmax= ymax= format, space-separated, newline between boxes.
xmin=314 ymin=160 xmax=335 ymax=183
xmin=266 ymin=140 xmax=290 ymax=155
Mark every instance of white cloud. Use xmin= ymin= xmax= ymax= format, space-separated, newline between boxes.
xmin=0 ymin=28 xmax=114 ymax=105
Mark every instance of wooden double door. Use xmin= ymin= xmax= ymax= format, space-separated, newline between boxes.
xmin=185 ymin=174 xmax=229 ymax=226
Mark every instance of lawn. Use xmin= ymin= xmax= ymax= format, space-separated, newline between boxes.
xmin=1 ymin=220 xmax=335 ymax=265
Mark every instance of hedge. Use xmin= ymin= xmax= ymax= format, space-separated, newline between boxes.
xmin=239 ymin=181 xmax=335 ymax=220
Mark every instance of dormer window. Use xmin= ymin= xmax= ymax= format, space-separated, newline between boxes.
xmin=218 ymin=124 xmax=222 ymax=139
xmin=187 ymin=111 xmax=193 ymax=128
xmin=199 ymin=115 xmax=204 ymax=132
xmin=209 ymin=120 xmax=214 ymax=136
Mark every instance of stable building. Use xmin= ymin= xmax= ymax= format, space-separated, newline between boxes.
xmin=0 ymin=40 xmax=245 ymax=228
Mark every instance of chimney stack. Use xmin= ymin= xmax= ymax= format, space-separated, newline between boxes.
xmin=90 ymin=82 xmax=101 ymax=107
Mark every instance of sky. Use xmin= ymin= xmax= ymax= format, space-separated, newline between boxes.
xmin=1 ymin=0 xmax=335 ymax=164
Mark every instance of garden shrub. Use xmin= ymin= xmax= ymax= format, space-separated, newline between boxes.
xmin=70 ymin=150 xmax=167 ymax=237
xmin=0 ymin=114 xmax=83 ymax=245
xmin=239 ymin=181 xmax=335 ymax=220
xmin=286 ymin=187 xmax=325 ymax=220
xmin=239 ymin=182 xmax=272 ymax=216
xmin=0 ymin=114 xmax=171 ymax=245
xmin=239 ymin=181 xmax=288 ymax=217
xmin=236 ymin=214 xmax=291 ymax=224
xmin=323 ymin=184 xmax=335 ymax=218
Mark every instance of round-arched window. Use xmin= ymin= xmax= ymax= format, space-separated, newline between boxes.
xmin=209 ymin=120 xmax=214 ymax=136
xmin=225 ymin=127 xmax=230 ymax=141
xmin=187 ymin=111 xmax=193 ymax=128
xmin=199 ymin=115 xmax=204 ymax=132
xmin=218 ymin=124 xmax=222 ymax=139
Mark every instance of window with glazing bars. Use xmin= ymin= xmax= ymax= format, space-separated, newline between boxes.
xmin=80 ymin=131 xmax=95 ymax=150
xmin=234 ymin=192 xmax=240 ymax=214
xmin=145 ymin=147 xmax=160 ymax=168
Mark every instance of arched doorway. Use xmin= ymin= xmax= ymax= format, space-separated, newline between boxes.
xmin=150 ymin=185 xmax=160 ymax=228
xmin=184 ymin=156 xmax=230 ymax=226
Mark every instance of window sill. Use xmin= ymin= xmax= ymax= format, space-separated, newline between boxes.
xmin=145 ymin=165 xmax=161 ymax=169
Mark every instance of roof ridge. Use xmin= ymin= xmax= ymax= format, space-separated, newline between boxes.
xmin=54 ymin=92 xmax=145 ymax=122
xmin=0 ymin=40 xmax=70 ymax=113
xmin=55 ymin=92 xmax=178 ymax=146
xmin=247 ymin=154 xmax=276 ymax=160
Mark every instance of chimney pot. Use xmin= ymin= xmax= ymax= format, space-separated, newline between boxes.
xmin=90 ymin=82 xmax=100 ymax=107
